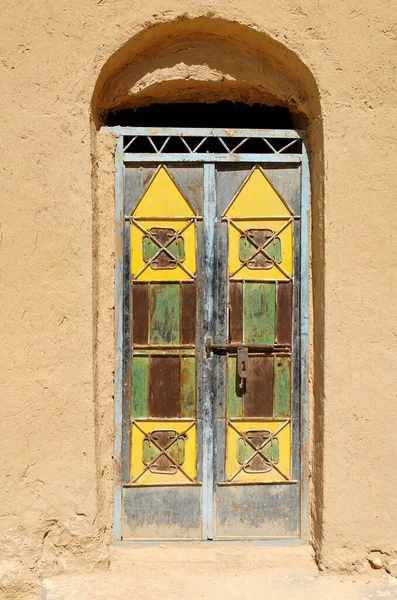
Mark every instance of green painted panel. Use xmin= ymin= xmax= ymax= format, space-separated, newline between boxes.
xmin=265 ymin=437 xmax=280 ymax=463
xmin=132 ymin=357 xmax=148 ymax=417
xmin=244 ymin=282 xmax=276 ymax=344
xmin=181 ymin=357 xmax=196 ymax=417
xmin=239 ymin=237 xmax=254 ymax=263
xmin=227 ymin=355 xmax=243 ymax=418
xmin=142 ymin=439 xmax=158 ymax=464
xmin=142 ymin=437 xmax=186 ymax=465
xmin=274 ymin=357 xmax=291 ymax=417
xmin=169 ymin=438 xmax=186 ymax=465
xmin=239 ymin=236 xmax=282 ymax=264
xmin=268 ymin=238 xmax=282 ymax=263
xmin=237 ymin=436 xmax=279 ymax=464
xmin=143 ymin=236 xmax=185 ymax=262
xmin=150 ymin=283 xmax=180 ymax=344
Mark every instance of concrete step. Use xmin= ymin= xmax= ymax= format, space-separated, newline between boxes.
xmin=109 ymin=540 xmax=317 ymax=572
xmin=42 ymin=543 xmax=397 ymax=600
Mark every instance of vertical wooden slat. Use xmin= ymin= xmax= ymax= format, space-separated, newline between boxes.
xmin=150 ymin=283 xmax=180 ymax=344
xmin=113 ymin=135 xmax=124 ymax=540
xmin=274 ymin=356 xmax=291 ymax=418
xmin=149 ymin=356 xmax=180 ymax=417
xmin=244 ymin=282 xmax=276 ymax=344
xmin=229 ymin=281 xmax=243 ymax=343
xmin=132 ymin=283 xmax=149 ymax=344
xmin=181 ymin=282 xmax=197 ymax=344
xmin=132 ymin=357 xmax=148 ymax=417
xmin=276 ymin=281 xmax=293 ymax=346
xmin=227 ymin=355 xmax=243 ymax=418
xmin=243 ymin=356 xmax=274 ymax=418
xmin=202 ymin=162 xmax=216 ymax=540
xmin=180 ymin=357 xmax=196 ymax=417
xmin=301 ymin=140 xmax=311 ymax=540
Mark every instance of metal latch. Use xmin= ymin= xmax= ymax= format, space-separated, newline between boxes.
xmin=237 ymin=346 xmax=249 ymax=379
xmin=205 ymin=336 xmax=290 ymax=357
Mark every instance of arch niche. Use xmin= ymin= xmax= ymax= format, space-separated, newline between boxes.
xmin=92 ymin=18 xmax=321 ymax=128
xmin=91 ymin=17 xmax=324 ymax=550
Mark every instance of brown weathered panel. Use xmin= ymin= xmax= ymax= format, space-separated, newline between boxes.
xmin=132 ymin=283 xmax=149 ymax=345
xmin=149 ymin=356 xmax=181 ymax=418
xmin=229 ymin=281 xmax=243 ymax=343
xmin=243 ymin=356 xmax=274 ymax=418
xmin=227 ymin=355 xmax=244 ymax=418
xmin=276 ymin=281 xmax=293 ymax=346
xmin=181 ymin=282 xmax=196 ymax=344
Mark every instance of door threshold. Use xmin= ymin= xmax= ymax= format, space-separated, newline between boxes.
xmin=114 ymin=537 xmax=307 ymax=546
xmin=109 ymin=540 xmax=316 ymax=575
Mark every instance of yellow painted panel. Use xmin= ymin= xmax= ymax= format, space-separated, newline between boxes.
xmin=133 ymin=166 xmax=195 ymax=218
xmin=131 ymin=220 xmax=196 ymax=281
xmin=228 ymin=220 xmax=293 ymax=280
xmin=226 ymin=420 xmax=291 ymax=483
xmin=225 ymin=167 xmax=292 ymax=218
xmin=130 ymin=420 xmax=196 ymax=484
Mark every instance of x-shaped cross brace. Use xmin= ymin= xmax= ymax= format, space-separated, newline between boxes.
xmin=229 ymin=218 xmax=293 ymax=280
xmin=131 ymin=218 xmax=196 ymax=280
xmin=131 ymin=420 xmax=196 ymax=484
xmin=227 ymin=419 xmax=291 ymax=482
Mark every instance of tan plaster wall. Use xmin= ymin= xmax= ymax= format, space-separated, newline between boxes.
xmin=0 ymin=0 xmax=396 ymax=596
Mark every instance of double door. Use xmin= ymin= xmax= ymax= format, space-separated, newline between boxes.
xmin=119 ymin=152 xmax=306 ymax=540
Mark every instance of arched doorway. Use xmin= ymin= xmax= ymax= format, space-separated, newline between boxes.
xmin=92 ymin=18 xmax=322 ymax=543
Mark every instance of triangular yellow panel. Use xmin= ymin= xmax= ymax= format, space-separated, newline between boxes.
xmin=224 ymin=166 xmax=292 ymax=217
xmin=133 ymin=166 xmax=196 ymax=217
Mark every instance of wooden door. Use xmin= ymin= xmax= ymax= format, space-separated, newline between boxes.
xmin=117 ymin=130 xmax=307 ymax=541
xmin=212 ymin=164 xmax=301 ymax=538
xmin=122 ymin=164 xmax=205 ymax=539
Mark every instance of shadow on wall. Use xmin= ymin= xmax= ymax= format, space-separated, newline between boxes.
xmin=91 ymin=15 xmax=325 ymax=561
xmin=105 ymin=101 xmax=295 ymax=129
